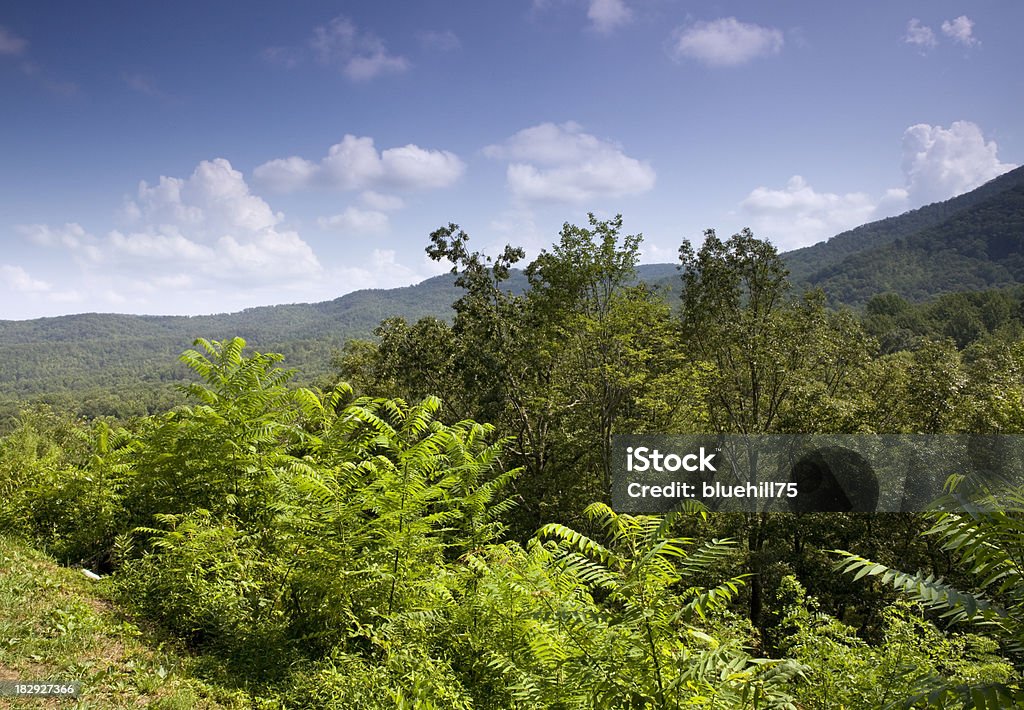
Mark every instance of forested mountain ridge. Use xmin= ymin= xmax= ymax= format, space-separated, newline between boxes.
xmin=785 ymin=165 xmax=1024 ymax=303
xmin=0 ymin=265 xmax=676 ymax=418
xmin=0 ymin=274 xmax=460 ymax=418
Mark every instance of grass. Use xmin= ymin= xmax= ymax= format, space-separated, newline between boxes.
xmin=0 ymin=535 xmax=261 ymax=709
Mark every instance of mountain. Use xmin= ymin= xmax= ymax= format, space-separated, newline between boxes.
xmin=784 ymin=165 xmax=1024 ymax=304
xmin=0 ymin=274 xmax=462 ymax=419
xmin=0 ymin=265 xmax=675 ymax=420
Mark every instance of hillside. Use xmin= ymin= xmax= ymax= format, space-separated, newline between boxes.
xmin=0 ymin=265 xmax=676 ymax=420
xmin=0 ymin=536 xmax=253 ymax=708
xmin=785 ymin=165 xmax=1024 ymax=304
xmin=0 ymin=274 xmax=463 ymax=420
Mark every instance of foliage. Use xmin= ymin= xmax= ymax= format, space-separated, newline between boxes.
xmin=0 ymin=535 xmax=253 ymax=708
xmin=0 ymin=337 xmax=804 ymax=707
xmin=349 ymin=214 xmax=705 ymax=536
xmin=678 ymin=227 xmax=871 ymax=436
xmin=9 ymin=197 xmax=1024 ymax=707
xmin=459 ymin=503 xmax=803 ymax=708
xmin=776 ymin=575 xmax=1015 ymax=709
xmin=835 ymin=481 xmax=1024 ymax=705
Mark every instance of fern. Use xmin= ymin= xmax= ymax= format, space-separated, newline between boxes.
xmin=835 ymin=480 xmax=1024 ymax=707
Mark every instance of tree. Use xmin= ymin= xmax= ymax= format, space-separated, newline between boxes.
xmin=678 ymin=228 xmax=866 ymax=435
xmin=677 ymin=228 xmax=874 ymax=629
xmin=426 ymin=215 xmax=701 ymax=533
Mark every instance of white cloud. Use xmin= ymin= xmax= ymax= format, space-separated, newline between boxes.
xmin=251 ymin=156 xmax=317 ymax=193
xmin=670 ymin=17 xmax=783 ymax=67
xmin=488 ymin=208 xmax=546 ymax=255
xmin=18 ymin=222 xmax=102 ymax=263
xmin=21 ymin=222 xmax=88 ymax=248
xmin=1 ymin=264 xmax=50 ymax=293
xmin=587 ymin=0 xmax=631 ymax=33
xmin=131 ymin=158 xmax=281 ymax=234
xmin=261 ymin=46 xmax=302 ymax=69
xmin=121 ymin=71 xmax=169 ymax=99
xmin=317 ymin=207 xmax=389 ymax=234
xmin=254 ymin=135 xmax=465 ymax=193
xmin=418 ymin=29 xmax=461 ymax=51
xmin=639 ymin=242 xmax=677 ymax=263
xmin=941 ymin=16 xmax=978 ymax=47
xmin=0 ymin=26 xmax=27 ymax=55
xmin=741 ymin=176 xmax=881 ymax=250
xmin=739 ymin=121 xmax=1017 ymax=249
xmin=27 ymin=158 xmax=321 ymax=288
xmin=901 ymin=121 xmax=1016 ymax=206
xmin=484 ymin=121 xmax=655 ymax=203
xmin=310 ymin=16 xmax=409 ymax=81
xmin=106 ymin=229 xmax=213 ymax=263
xmin=11 ymin=160 xmax=463 ymax=316
xmin=905 ymin=19 xmax=937 ymax=50
xmin=381 ymin=143 xmax=466 ymax=189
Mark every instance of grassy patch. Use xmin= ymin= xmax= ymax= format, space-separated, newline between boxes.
xmin=0 ymin=536 xmax=259 ymax=709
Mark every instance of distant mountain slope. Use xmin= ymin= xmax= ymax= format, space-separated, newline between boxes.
xmin=0 ymin=274 xmax=464 ymax=418
xmin=784 ymin=166 xmax=1024 ymax=304
xmin=0 ymin=265 xmax=673 ymax=418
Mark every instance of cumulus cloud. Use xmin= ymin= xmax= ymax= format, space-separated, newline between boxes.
xmin=901 ymin=121 xmax=1015 ymax=205
xmin=26 ymin=159 xmax=321 ymax=288
xmin=0 ymin=25 xmax=27 ymax=55
xmin=317 ymin=207 xmax=389 ymax=234
xmin=670 ymin=17 xmax=783 ymax=67
xmin=11 ymin=159 xmax=457 ymax=316
xmin=310 ymin=16 xmax=409 ymax=80
xmin=254 ymin=135 xmax=465 ymax=193
xmin=261 ymin=16 xmax=408 ymax=81
xmin=334 ymin=249 xmax=443 ymax=292
xmin=906 ymin=16 xmax=978 ymax=52
xmin=261 ymin=45 xmax=302 ymax=69
xmin=740 ymin=121 xmax=1016 ymax=249
xmin=587 ymin=0 xmax=631 ymax=33
xmin=121 ymin=71 xmax=171 ymax=100
xmin=22 ymin=222 xmax=88 ymax=248
xmin=904 ymin=19 xmax=937 ymax=50
xmin=639 ymin=242 xmax=677 ymax=263
xmin=741 ymin=176 xmax=880 ymax=250
xmin=483 ymin=121 xmax=655 ymax=203
xmin=941 ymin=16 xmax=978 ymax=47
xmin=1 ymin=265 xmax=50 ymax=293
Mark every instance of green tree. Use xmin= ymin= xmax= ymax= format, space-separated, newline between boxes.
xmin=677 ymin=228 xmax=875 ymax=629
xmin=425 ymin=215 xmax=701 ymax=533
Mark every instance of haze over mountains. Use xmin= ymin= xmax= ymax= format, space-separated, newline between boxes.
xmin=1 ymin=166 xmax=1022 ymax=416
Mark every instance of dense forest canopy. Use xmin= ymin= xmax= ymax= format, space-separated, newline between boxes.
xmin=3 ymin=208 xmax=1024 ymax=707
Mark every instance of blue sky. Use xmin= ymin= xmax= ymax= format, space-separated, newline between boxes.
xmin=1 ymin=1 xmax=1020 ymax=319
